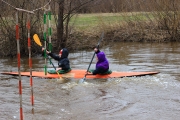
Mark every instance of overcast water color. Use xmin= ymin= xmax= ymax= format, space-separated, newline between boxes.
xmin=0 ymin=42 xmax=180 ymax=120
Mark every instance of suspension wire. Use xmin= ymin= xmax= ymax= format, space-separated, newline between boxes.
xmin=32 ymin=0 xmax=51 ymax=12
xmin=1 ymin=0 xmax=51 ymax=13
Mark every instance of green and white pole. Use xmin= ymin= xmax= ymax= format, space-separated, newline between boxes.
xmin=43 ymin=5 xmax=52 ymax=75
xmin=47 ymin=5 xmax=53 ymax=67
xmin=43 ymin=10 xmax=47 ymax=75
xmin=48 ymin=6 xmax=52 ymax=52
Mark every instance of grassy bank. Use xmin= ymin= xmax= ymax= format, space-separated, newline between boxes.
xmin=69 ymin=12 xmax=154 ymax=34
xmin=65 ymin=12 xmax=175 ymax=51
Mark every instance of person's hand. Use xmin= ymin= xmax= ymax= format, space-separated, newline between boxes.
xmin=42 ymin=47 xmax=45 ymax=51
xmin=94 ymin=48 xmax=98 ymax=52
xmin=42 ymin=48 xmax=50 ymax=54
xmin=56 ymin=68 xmax=62 ymax=72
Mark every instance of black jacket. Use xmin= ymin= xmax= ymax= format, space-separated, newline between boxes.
xmin=48 ymin=48 xmax=70 ymax=70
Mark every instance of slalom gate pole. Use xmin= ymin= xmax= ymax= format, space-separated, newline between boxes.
xmin=16 ymin=11 xmax=23 ymax=120
xmin=47 ymin=5 xmax=53 ymax=68
xmin=43 ymin=5 xmax=52 ymax=75
xmin=27 ymin=13 xmax=34 ymax=114
xmin=48 ymin=5 xmax=52 ymax=52
xmin=43 ymin=10 xmax=47 ymax=75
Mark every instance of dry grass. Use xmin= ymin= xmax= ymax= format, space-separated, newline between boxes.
xmin=69 ymin=12 xmax=155 ymax=36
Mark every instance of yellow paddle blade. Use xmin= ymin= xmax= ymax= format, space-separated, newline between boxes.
xmin=33 ymin=34 xmax=42 ymax=47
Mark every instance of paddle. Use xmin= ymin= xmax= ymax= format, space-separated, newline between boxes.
xmin=33 ymin=34 xmax=64 ymax=82
xmin=79 ymin=32 xmax=104 ymax=83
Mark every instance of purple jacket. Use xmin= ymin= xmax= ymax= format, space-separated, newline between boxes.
xmin=96 ymin=51 xmax=109 ymax=70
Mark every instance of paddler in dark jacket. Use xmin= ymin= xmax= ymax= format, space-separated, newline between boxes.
xmin=42 ymin=48 xmax=70 ymax=71
xmin=92 ymin=47 xmax=109 ymax=75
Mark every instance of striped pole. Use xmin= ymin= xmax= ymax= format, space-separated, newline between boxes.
xmin=48 ymin=5 xmax=52 ymax=52
xmin=16 ymin=11 xmax=23 ymax=120
xmin=43 ymin=10 xmax=47 ymax=75
xmin=27 ymin=13 xmax=34 ymax=113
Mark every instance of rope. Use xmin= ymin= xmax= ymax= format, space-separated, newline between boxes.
xmin=1 ymin=0 xmax=51 ymax=13
xmin=33 ymin=0 xmax=51 ymax=12
xmin=1 ymin=0 xmax=16 ymax=9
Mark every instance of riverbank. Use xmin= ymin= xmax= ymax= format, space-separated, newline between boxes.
xmin=64 ymin=12 xmax=178 ymax=51
xmin=65 ymin=25 xmax=172 ymax=51
xmin=1 ymin=12 xmax=179 ymax=57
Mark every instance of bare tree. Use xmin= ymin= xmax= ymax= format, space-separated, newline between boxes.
xmin=51 ymin=0 xmax=94 ymax=50
xmin=0 ymin=0 xmax=44 ymax=56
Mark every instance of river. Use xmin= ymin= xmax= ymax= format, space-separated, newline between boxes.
xmin=0 ymin=42 xmax=180 ymax=120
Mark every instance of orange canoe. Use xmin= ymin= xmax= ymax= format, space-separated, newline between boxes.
xmin=1 ymin=69 xmax=159 ymax=79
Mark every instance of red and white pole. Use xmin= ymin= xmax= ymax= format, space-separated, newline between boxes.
xmin=27 ymin=13 xmax=34 ymax=113
xmin=16 ymin=11 xmax=23 ymax=120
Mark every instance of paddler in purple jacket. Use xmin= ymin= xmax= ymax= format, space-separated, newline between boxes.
xmin=92 ymin=47 xmax=109 ymax=75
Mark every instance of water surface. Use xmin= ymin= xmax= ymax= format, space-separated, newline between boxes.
xmin=0 ymin=42 xmax=180 ymax=120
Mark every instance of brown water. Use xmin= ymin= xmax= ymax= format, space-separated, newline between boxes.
xmin=0 ymin=42 xmax=180 ymax=120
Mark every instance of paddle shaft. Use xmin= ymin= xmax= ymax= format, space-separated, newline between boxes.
xmin=86 ymin=52 xmax=96 ymax=73
xmin=47 ymin=56 xmax=56 ymax=70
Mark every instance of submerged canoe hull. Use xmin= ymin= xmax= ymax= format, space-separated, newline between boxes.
xmin=1 ymin=69 xmax=159 ymax=79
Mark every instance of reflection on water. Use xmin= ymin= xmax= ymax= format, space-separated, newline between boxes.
xmin=0 ymin=42 xmax=180 ymax=120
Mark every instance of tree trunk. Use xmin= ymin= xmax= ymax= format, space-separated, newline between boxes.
xmin=57 ymin=0 xmax=65 ymax=49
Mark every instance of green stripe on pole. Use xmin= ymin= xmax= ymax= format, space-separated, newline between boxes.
xmin=44 ymin=14 xmax=46 ymax=24
xmin=48 ymin=43 xmax=52 ymax=52
xmin=44 ymin=50 xmax=47 ymax=58
xmin=48 ymin=28 xmax=52 ymax=36
xmin=48 ymin=11 xmax=51 ymax=20
xmin=44 ymin=65 xmax=47 ymax=75
xmin=43 ymin=32 xmax=47 ymax=41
